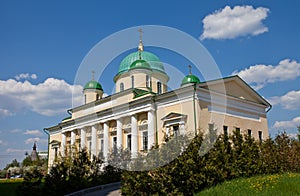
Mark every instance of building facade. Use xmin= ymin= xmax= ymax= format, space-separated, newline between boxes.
xmin=45 ymin=35 xmax=271 ymax=168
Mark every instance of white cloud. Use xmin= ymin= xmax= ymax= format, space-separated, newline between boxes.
xmin=10 ymin=129 xmax=22 ymax=133
xmin=269 ymin=90 xmax=300 ymax=110
xmin=23 ymin=130 xmax=43 ymax=136
xmin=233 ymin=59 xmax=300 ymax=90
xmin=273 ymin=116 xmax=300 ymax=129
xmin=6 ymin=148 xmax=27 ymax=153
xmin=24 ymin=137 xmax=47 ymax=145
xmin=287 ymin=133 xmax=299 ymax=140
xmin=0 ymin=108 xmax=14 ymax=117
xmin=0 ymin=78 xmax=83 ymax=116
xmin=201 ymin=5 xmax=269 ymax=40
xmin=0 ymin=139 xmax=8 ymax=146
xmin=15 ymin=73 xmax=37 ymax=81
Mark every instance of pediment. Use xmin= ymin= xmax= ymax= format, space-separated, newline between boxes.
xmin=161 ymin=112 xmax=187 ymax=121
xmin=199 ymin=75 xmax=270 ymax=107
xmin=49 ymin=140 xmax=61 ymax=145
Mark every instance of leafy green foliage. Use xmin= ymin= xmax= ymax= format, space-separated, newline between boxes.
xmin=4 ymin=159 xmax=20 ymax=170
xmin=17 ymin=148 xmax=122 ymax=196
xmin=17 ymin=167 xmax=44 ymax=196
xmin=121 ymin=130 xmax=300 ymax=195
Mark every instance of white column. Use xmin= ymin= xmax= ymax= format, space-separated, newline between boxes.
xmin=117 ymin=119 xmax=123 ymax=148
xmin=103 ymin=122 xmax=109 ymax=159
xmin=131 ymin=115 xmax=138 ymax=158
xmin=52 ymin=147 xmax=56 ymax=163
xmin=61 ymin=133 xmax=66 ymax=157
xmin=179 ymin=123 xmax=185 ymax=135
xmin=80 ymin=128 xmax=86 ymax=150
xmin=71 ymin=130 xmax=76 ymax=146
xmin=147 ymin=110 xmax=155 ymax=150
xmin=91 ymin=125 xmax=97 ymax=158
xmin=166 ymin=126 xmax=170 ymax=138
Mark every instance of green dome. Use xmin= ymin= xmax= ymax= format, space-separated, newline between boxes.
xmin=129 ymin=59 xmax=151 ymax=70
xmin=84 ymin=80 xmax=103 ymax=91
xmin=181 ymin=74 xmax=200 ymax=86
xmin=118 ymin=51 xmax=165 ymax=74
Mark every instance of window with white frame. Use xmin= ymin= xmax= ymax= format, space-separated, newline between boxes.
xmin=248 ymin=129 xmax=252 ymax=137
xmin=146 ymin=75 xmax=151 ymax=88
xmin=112 ymin=136 xmax=117 ymax=150
xmin=157 ymin=81 xmax=162 ymax=94
xmin=258 ymin=131 xmax=262 ymax=141
xmin=127 ymin=134 xmax=131 ymax=151
xmin=173 ymin=125 xmax=179 ymax=137
xmin=131 ymin=76 xmax=134 ymax=88
xmin=142 ymin=131 xmax=148 ymax=151
xmin=120 ymin=82 xmax=124 ymax=92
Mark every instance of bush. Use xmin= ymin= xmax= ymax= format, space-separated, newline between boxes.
xmin=121 ymin=130 xmax=300 ymax=195
xmin=17 ymin=148 xmax=123 ymax=196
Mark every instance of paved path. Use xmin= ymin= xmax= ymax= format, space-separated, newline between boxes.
xmin=66 ymin=182 xmax=121 ymax=196
xmin=85 ymin=184 xmax=121 ymax=196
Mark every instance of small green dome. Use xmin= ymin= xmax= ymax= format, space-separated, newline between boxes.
xmin=118 ymin=51 xmax=165 ymax=74
xmin=181 ymin=74 xmax=200 ymax=86
xmin=129 ymin=59 xmax=151 ymax=70
xmin=84 ymin=80 xmax=103 ymax=91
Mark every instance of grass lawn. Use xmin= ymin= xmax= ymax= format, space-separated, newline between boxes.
xmin=196 ymin=173 xmax=300 ymax=196
xmin=0 ymin=179 xmax=23 ymax=196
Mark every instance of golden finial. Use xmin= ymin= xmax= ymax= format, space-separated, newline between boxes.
xmin=188 ymin=65 xmax=192 ymax=75
xmin=138 ymin=28 xmax=144 ymax=52
xmin=91 ymin=70 xmax=95 ymax=81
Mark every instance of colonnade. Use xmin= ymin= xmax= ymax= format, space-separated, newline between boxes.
xmin=60 ymin=110 xmax=155 ymax=159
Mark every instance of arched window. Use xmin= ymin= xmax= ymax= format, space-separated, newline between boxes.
xmin=120 ymin=82 xmax=124 ymax=92
xmin=131 ymin=76 xmax=134 ymax=88
xmin=157 ymin=81 xmax=162 ymax=94
xmin=146 ymin=75 xmax=150 ymax=88
xmin=96 ymin=94 xmax=99 ymax=100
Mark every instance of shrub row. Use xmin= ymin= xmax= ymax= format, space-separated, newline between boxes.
xmin=121 ymin=130 xmax=300 ymax=195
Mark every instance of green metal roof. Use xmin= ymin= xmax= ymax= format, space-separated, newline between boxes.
xmin=118 ymin=51 xmax=165 ymax=74
xmin=181 ymin=74 xmax=200 ymax=86
xmin=129 ymin=59 xmax=151 ymax=70
xmin=84 ymin=80 xmax=103 ymax=91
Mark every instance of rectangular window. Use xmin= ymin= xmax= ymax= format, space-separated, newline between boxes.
xmin=157 ymin=82 xmax=162 ymax=94
xmin=223 ymin=126 xmax=228 ymax=136
xmin=54 ymin=148 xmax=58 ymax=159
xmin=127 ymin=134 xmax=132 ymax=151
xmin=100 ymin=139 xmax=104 ymax=151
xmin=98 ymin=139 xmax=104 ymax=157
xmin=235 ymin=127 xmax=240 ymax=134
xmin=120 ymin=82 xmax=124 ymax=92
xmin=131 ymin=76 xmax=134 ymax=88
xmin=146 ymin=75 xmax=150 ymax=88
xmin=258 ymin=131 xmax=262 ymax=141
xmin=113 ymin=136 xmax=117 ymax=149
xmin=248 ymin=129 xmax=252 ymax=137
xmin=143 ymin=132 xmax=148 ymax=151
xmin=173 ymin=125 xmax=179 ymax=137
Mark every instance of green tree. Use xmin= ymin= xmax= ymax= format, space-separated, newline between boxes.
xmin=5 ymin=159 xmax=20 ymax=170
xmin=297 ymin=126 xmax=300 ymax=141
xmin=17 ymin=167 xmax=44 ymax=196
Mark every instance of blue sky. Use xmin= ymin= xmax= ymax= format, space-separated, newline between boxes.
xmin=1 ymin=0 xmax=300 ymax=169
